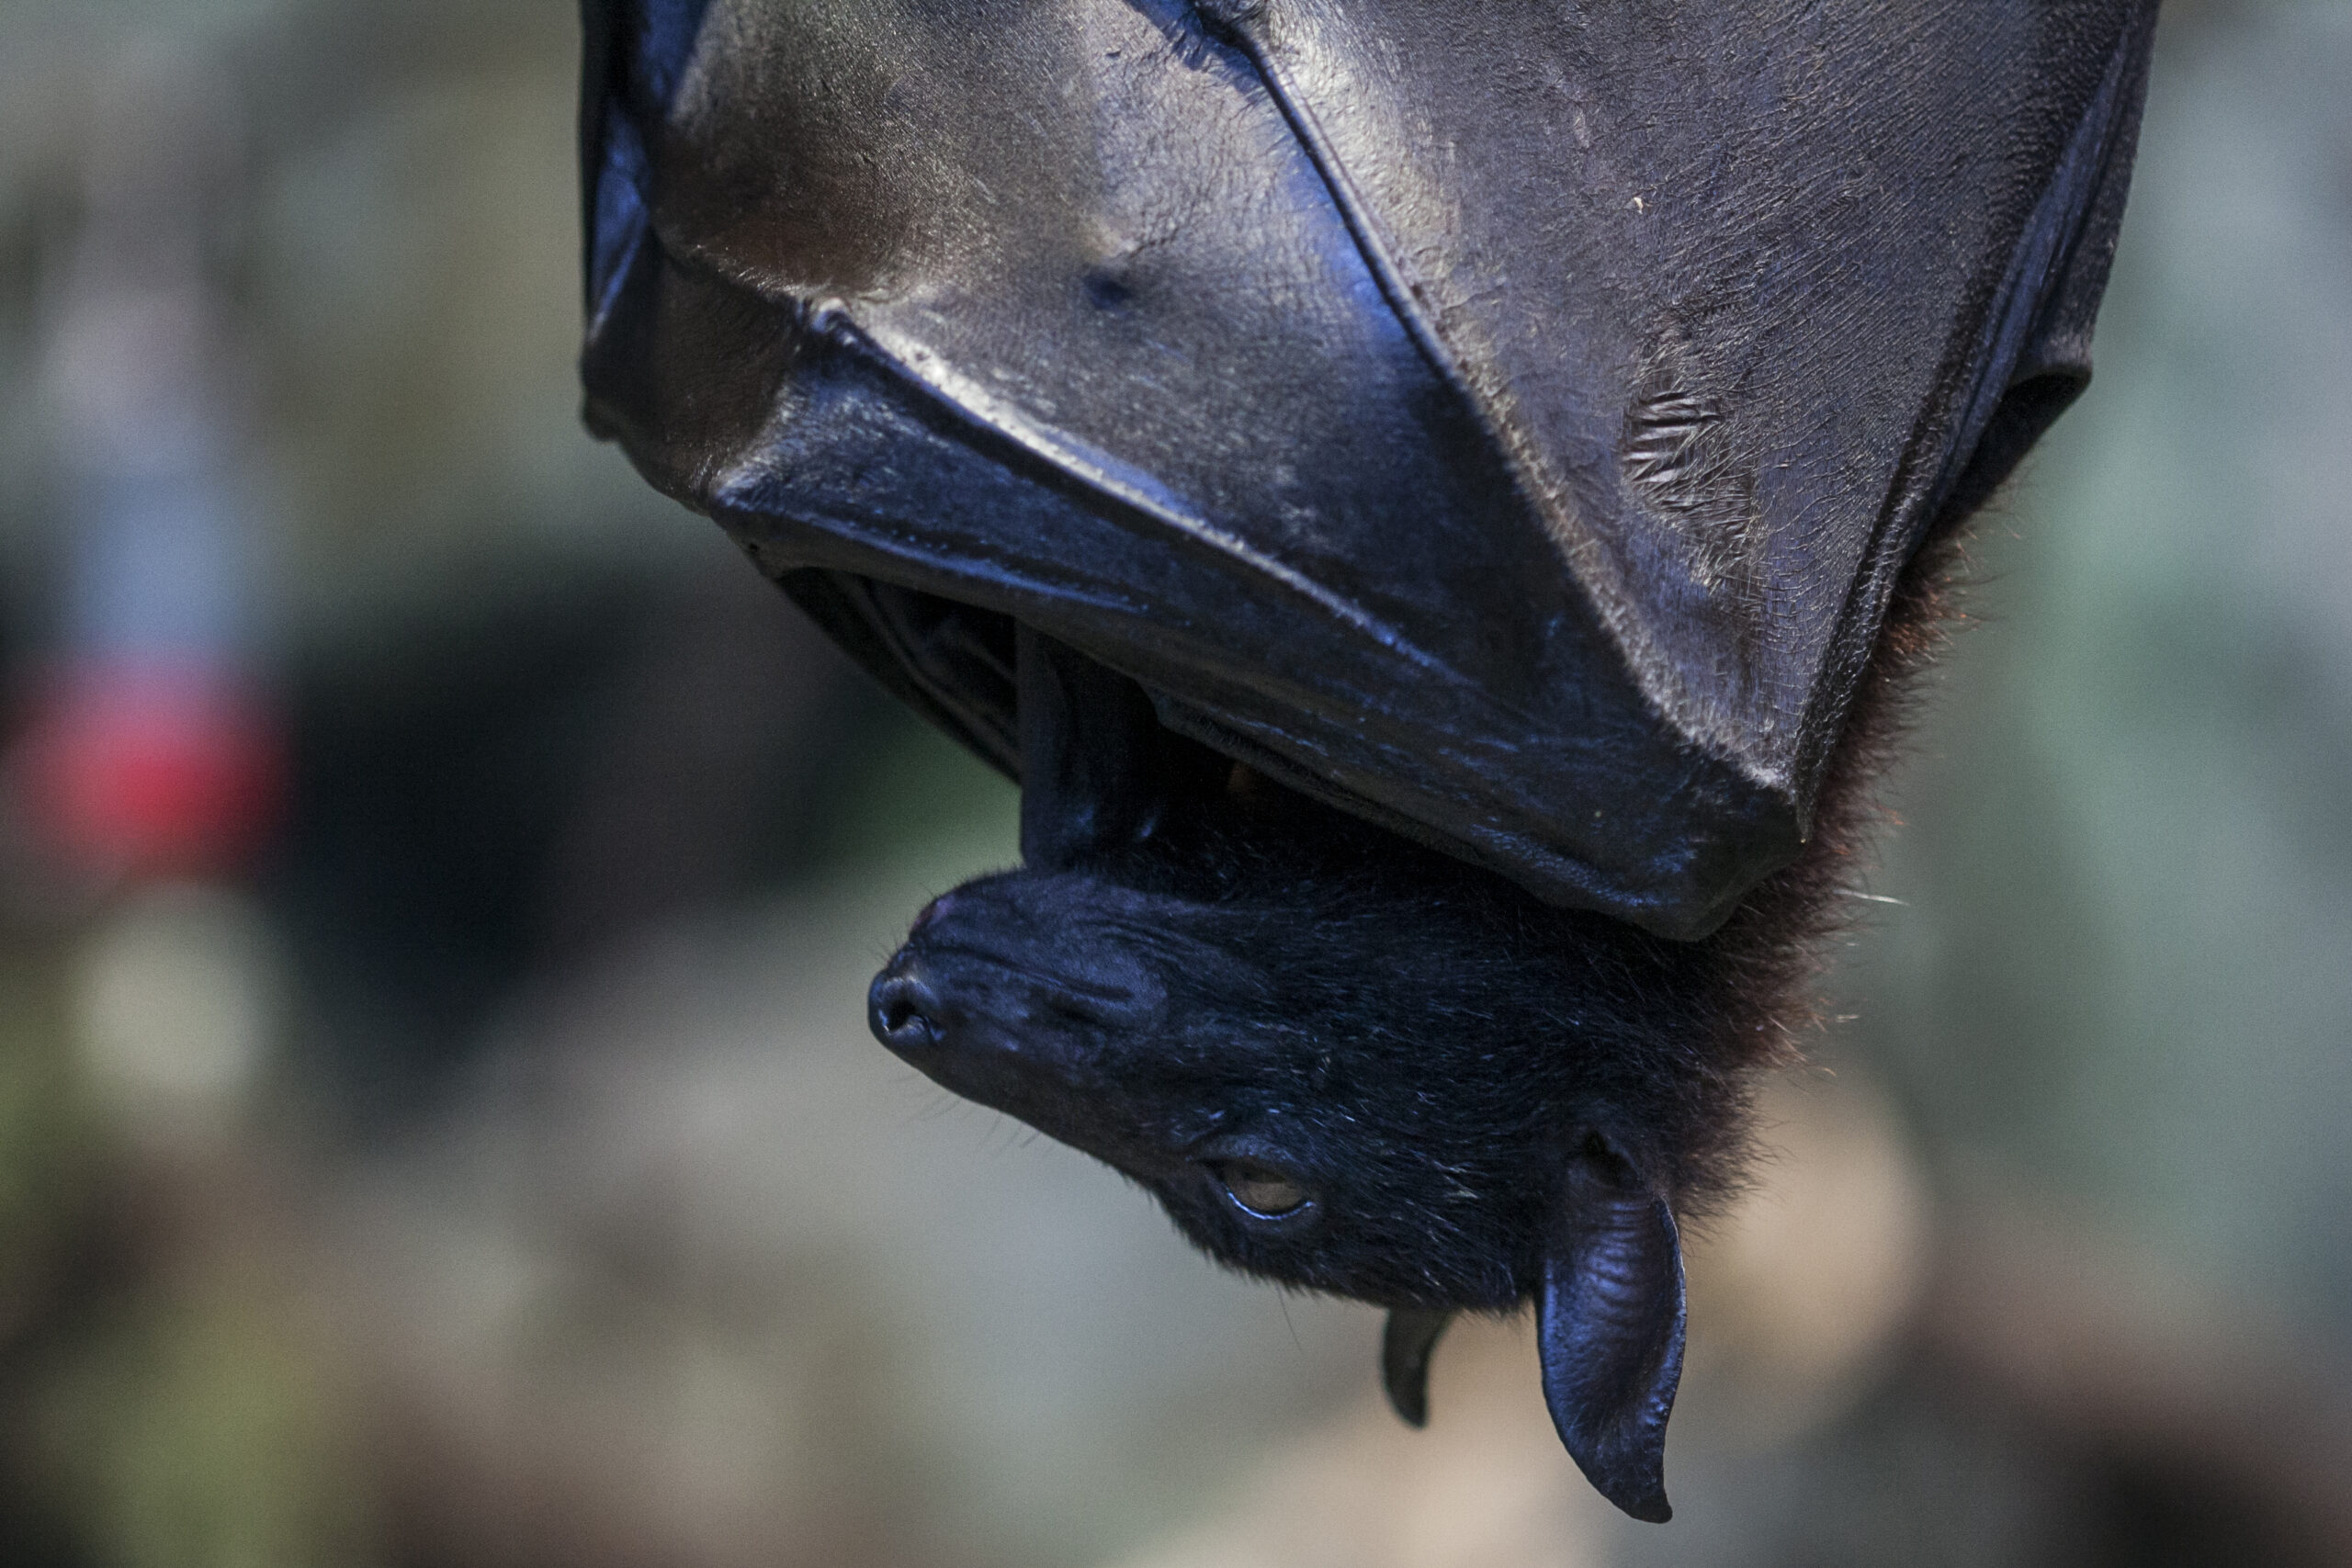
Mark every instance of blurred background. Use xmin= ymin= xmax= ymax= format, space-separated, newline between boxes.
xmin=0 ymin=1 xmax=2347 ymax=1564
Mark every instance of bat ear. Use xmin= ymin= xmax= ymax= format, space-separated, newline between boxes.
xmin=1536 ymin=1134 xmax=1686 ymax=1524
xmin=1380 ymin=1307 xmax=1456 ymax=1427
xmin=1016 ymin=627 xmax=1170 ymax=869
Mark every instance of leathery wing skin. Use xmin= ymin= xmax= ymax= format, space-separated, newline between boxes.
xmin=579 ymin=0 xmax=2157 ymax=939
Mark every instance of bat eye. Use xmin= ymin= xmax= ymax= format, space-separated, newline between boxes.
xmin=1211 ymin=1159 xmax=1309 ymax=1219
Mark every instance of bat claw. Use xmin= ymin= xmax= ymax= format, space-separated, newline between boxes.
xmin=1381 ymin=1307 xmax=1455 ymax=1427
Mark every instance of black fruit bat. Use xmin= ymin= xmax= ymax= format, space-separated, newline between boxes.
xmin=577 ymin=0 xmax=2158 ymax=1521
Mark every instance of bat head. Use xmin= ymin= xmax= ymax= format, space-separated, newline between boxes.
xmin=870 ymin=773 xmax=1744 ymax=1521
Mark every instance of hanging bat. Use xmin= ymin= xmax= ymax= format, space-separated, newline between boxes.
xmin=576 ymin=0 xmax=2158 ymax=1521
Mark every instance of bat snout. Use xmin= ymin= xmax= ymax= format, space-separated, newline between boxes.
xmin=866 ymin=930 xmax=1160 ymax=1103
xmin=867 ymin=948 xmax=1125 ymax=1150
xmin=868 ymin=964 xmax=946 ymax=1058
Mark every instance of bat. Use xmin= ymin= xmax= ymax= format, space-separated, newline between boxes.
xmin=576 ymin=0 xmax=2159 ymax=1520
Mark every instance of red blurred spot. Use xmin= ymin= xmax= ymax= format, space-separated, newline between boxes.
xmin=13 ymin=663 xmax=285 ymax=880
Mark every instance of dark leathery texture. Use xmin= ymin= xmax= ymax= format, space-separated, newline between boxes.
xmin=579 ymin=0 xmax=2154 ymax=937
xmin=1539 ymin=1173 xmax=1688 ymax=1523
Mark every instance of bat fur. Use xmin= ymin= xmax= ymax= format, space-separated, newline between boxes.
xmin=868 ymin=514 xmax=1965 ymax=1520
xmin=571 ymin=0 xmax=2153 ymax=1521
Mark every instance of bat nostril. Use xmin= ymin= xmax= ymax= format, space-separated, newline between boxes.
xmin=868 ymin=969 xmax=945 ymax=1054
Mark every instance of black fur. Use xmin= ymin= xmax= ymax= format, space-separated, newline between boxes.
xmin=871 ymin=533 xmax=1954 ymax=1286
xmin=865 ymin=534 xmax=1958 ymax=1519
xmin=571 ymin=0 xmax=2155 ymax=1520
xmin=880 ymin=771 xmax=1719 ymax=1306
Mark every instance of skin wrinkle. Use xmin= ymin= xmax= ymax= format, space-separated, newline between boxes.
xmin=589 ymin=0 xmax=2155 ymax=934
